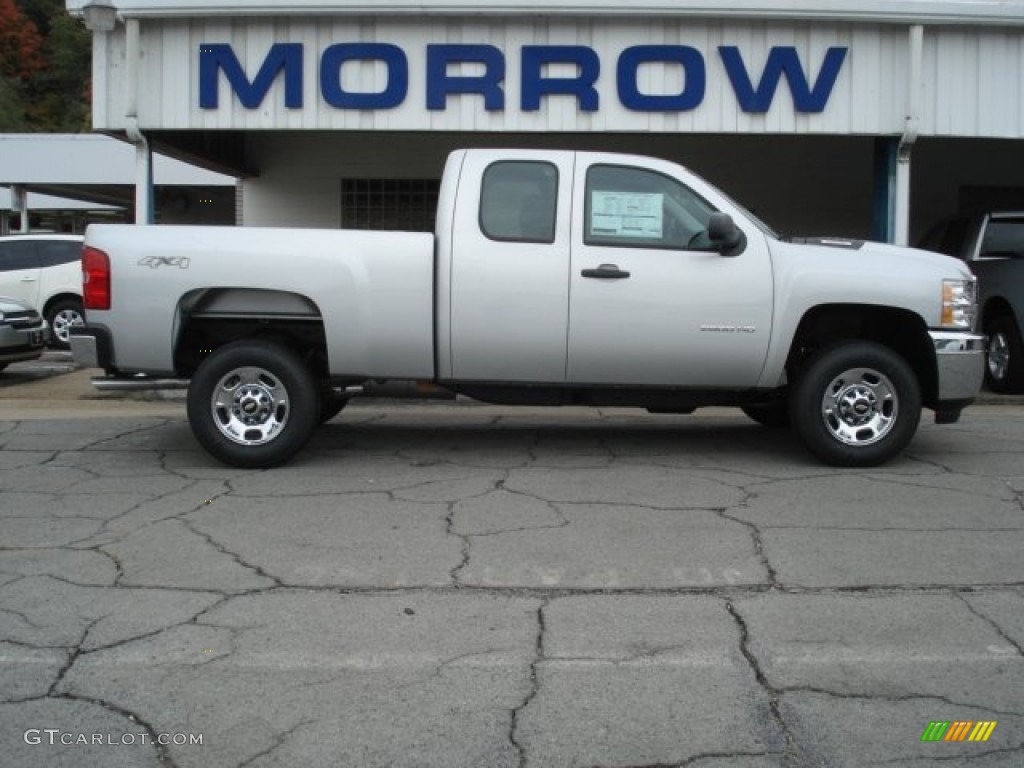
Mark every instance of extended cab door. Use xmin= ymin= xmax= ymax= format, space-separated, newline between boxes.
xmin=448 ymin=151 xmax=575 ymax=382
xmin=567 ymin=157 xmax=774 ymax=387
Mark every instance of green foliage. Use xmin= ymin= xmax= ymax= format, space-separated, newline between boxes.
xmin=0 ymin=71 xmax=30 ymax=129
xmin=0 ymin=0 xmax=90 ymax=132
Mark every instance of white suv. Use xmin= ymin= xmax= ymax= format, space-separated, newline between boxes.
xmin=0 ymin=235 xmax=84 ymax=349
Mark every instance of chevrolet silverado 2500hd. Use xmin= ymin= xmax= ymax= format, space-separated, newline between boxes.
xmin=70 ymin=149 xmax=985 ymax=468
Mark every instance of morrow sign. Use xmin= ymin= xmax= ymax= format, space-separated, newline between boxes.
xmin=199 ymin=43 xmax=848 ymax=114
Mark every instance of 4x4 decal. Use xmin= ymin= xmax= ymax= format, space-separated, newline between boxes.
xmin=138 ymin=256 xmax=191 ymax=269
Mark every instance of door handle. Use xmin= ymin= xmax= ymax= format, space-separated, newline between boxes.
xmin=20 ymin=276 xmax=38 ymax=282
xmin=581 ymin=264 xmax=630 ymax=279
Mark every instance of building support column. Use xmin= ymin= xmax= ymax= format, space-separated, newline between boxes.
xmin=893 ymin=24 xmax=924 ymax=246
xmin=872 ymin=137 xmax=899 ymax=243
xmin=125 ymin=17 xmax=154 ymax=224
xmin=11 ymin=184 xmax=29 ymax=233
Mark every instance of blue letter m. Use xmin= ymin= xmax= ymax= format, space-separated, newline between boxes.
xmin=199 ymin=43 xmax=303 ymax=110
xmin=720 ymin=46 xmax=847 ymax=113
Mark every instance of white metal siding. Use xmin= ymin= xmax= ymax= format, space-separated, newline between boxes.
xmin=94 ymin=17 xmax=1024 ymax=139
xmin=923 ymin=28 xmax=1024 ymax=138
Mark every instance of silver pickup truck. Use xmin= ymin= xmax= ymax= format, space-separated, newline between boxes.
xmin=72 ymin=148 xmax=985 ymax=468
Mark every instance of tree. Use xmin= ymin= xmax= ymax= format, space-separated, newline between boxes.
xmin=0 ymin=0 xmax=45 ymax=80
xmin=0 ymin=0 xmax=89 ymax=131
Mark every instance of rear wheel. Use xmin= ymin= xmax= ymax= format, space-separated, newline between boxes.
xmin=790 ymin=341 xmax=921 ymax=467
xmin=187 ymin=339 xmax=319 ymax=468
xmin=985 ymin=316 xmax=1024 ymax=393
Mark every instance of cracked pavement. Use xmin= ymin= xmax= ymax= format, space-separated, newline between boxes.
xmin=0 ymin=399 xmax=1023 ymax=767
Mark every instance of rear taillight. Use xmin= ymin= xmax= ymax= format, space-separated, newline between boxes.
xmin=82 ymin=246 xmax=111 ymax=310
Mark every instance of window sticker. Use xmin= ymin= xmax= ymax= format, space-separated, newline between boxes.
xmin=590 ymin=191 xmax=663 ymax=239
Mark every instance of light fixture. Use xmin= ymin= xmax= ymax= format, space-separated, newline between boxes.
xmin=82 ymin=1 xmax=119 ymax=33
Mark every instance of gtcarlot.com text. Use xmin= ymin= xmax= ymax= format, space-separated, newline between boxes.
xmin=23 ymin=729 xmax=203 ymax=746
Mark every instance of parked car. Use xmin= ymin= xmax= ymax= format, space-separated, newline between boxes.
xmin=0 ymin=295 xmax=49 ymax=372
xmin=919 ymin=212 xmax=1024 ymax=392
xmin=0 ymin=234 xmax=84 ymax=349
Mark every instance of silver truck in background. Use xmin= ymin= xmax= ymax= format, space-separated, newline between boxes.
xmin=71 ymin=148 xmax=985 ymax=468
xmin=920 ymin=212 xmax=1024 ymax=393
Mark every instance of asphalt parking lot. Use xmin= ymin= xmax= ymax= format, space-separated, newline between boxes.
xmin=1 ymin=354 xmax=1023 ymax=767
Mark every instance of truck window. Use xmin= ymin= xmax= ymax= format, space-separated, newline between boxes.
xmin=479 ymin=161 xmax=558 ymax=244
xmin=980 ymin=218 xmax=1024 ymax=260
xmin=585 ymin=165 xmax=717 ymax=250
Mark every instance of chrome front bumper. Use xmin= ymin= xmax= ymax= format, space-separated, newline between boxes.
xmin=930 ymin=331 xmax=986 ymax=402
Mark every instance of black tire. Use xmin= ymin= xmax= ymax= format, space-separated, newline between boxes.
xmin=741 ymin=402 xmax=790 ymax=429
xmin=985 ymin=316 xmax=1024 ymax=394
xmin=45 ymin=298 xmax=85 ymax=350
xmin=789 ymin=341 xmax=921 ymax=467
xmin=319 ymin=393 xmax=349 ymax=423
xmin=186 ymin=339 xmax=319 ymax=468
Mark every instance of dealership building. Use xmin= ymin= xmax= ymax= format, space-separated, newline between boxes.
xmin=67 ymin=0 xmax=1024 ymax=245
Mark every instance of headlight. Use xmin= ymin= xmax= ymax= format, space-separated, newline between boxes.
xmin=941 ymin=279 xmax=976 ymax=330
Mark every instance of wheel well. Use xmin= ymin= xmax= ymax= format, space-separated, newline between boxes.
xmin=173 ymin=288 xmax=328 ymax=378
xmin=42 ymin=292 xmax=83 ymax=317
xmin=981 ymin=297 xmax=1017 ymax=333
xmin=787 ymin=304 xmax=938 ymax=406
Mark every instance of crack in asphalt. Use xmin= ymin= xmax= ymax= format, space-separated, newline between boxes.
xmin=46 ymin=618 xmax=99 ymax=698
xmin=446 ymin=498 xmax=473 ymax=586
xmin=725 ymin=600 xmax=800 ymax=765
xmin=509 ymin=597 xmax=548 ymax=768
xmin=56 ymin=691 xmax=179 ymax=767
xmin=176 ymin=518 xmax=284 ymax=589
xmin=235 ymin=718 xmax=314 ymax=768
xmin=714 ymin=489 xmax=779 ymax=589
xmin=954 ymin=590 xmax=1024 ymax=657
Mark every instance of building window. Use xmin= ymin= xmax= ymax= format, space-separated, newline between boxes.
xmin=341 ymin=179 xmax=440 ymax=232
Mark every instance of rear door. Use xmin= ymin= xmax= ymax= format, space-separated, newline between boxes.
xmin=0 ymin=240 xmax=42 ymax=308
xmin=448 ymin=151 xmax=574 ymax=382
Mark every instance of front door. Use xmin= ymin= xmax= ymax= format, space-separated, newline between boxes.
xmin=567 ymin=160 xmax=774 ymax=388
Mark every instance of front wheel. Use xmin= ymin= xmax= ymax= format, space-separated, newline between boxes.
xmin=187 ymin=340 xmax=319 ymax=468
xmin=790 ymin=341 xmax=921 ymax=467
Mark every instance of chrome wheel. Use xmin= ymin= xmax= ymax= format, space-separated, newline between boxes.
xmin=987 ymin=331 xmax=1010 ymax=383
xmin=820 ymin=367 xmax=898 ymax=447
xmin=51 ymin=307 xmax=84 ymax=344
xmin=211 ymin=366 xmax=290 ymax=446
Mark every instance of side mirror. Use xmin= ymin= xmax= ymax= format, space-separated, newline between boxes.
xmin=708 ymin=212 xmax=746 ymax=257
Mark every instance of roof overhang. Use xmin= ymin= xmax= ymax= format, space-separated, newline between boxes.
xmin=65 ymin=0 xmax=1024 ymax=27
